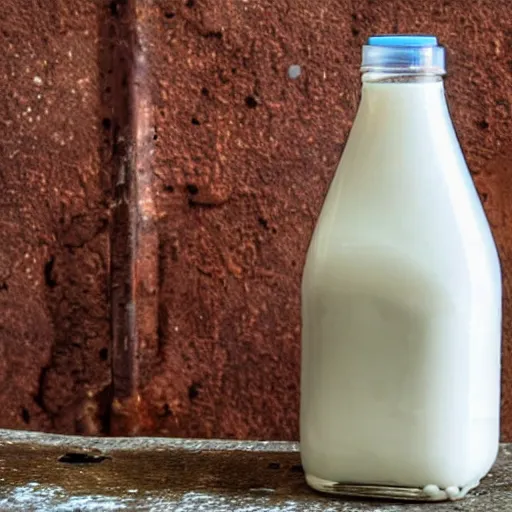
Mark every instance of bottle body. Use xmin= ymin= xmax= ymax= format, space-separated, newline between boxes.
xmin=300 ymin=78 xmax=502 ymax=501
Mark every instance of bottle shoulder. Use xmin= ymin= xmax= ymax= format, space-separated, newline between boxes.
xmin=305 ymin=82 xmax=500 ymax=288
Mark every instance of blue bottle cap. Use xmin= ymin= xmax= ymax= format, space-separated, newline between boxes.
xmin=362 ymin=34 xmax=445 ymax=74
xmin=368 ymin=35 xmax=438 ymax=47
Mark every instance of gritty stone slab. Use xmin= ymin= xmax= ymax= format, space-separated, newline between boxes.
xmin=0 ymin=429 xmax=511 ymax=511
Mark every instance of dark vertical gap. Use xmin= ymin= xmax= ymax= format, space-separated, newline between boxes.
xmin=99 ymin=0 xmax=157 ymax=436
xmin=107 ymin=0 xmax=138 ymax=436
xmin=97 ymin=0 xmax=121 ymax=437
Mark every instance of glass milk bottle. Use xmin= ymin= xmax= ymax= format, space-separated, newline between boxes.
xmin=300 ymin=35 xmax=502 ymax=502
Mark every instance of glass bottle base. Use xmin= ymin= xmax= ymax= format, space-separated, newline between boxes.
xmin=305 ymin=474 xmax=479 ymax=502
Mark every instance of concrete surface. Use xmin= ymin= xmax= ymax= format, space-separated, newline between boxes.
xmin=0 ymin=429 xmax=511 ymax=511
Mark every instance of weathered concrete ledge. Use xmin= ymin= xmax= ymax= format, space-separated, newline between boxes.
xmin=0 ymin=429 xmax=511 ymax=511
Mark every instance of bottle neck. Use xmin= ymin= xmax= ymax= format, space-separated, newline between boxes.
xmin=358 ymin=72 xmax=449 ymax=125
xmin=362 ymin=72 xmax=444 ymax=84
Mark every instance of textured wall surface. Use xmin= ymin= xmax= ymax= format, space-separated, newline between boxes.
xmin=0 ymin=2 xmax=111 ymax=433
xmin=1 ymin=0 xmax=511 ymax=440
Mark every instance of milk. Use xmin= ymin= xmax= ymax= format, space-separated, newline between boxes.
xmin=300 ymin=37 xmax=501 ymax=502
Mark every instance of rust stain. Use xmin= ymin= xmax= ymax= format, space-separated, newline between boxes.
xmin=110 ymin=0 xmax=157 ymax=436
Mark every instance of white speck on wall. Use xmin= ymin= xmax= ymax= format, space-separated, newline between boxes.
xmin=288 ymin=65 xmax=301 ymax=79
xmin=33 ymin=76 xmax=43 ymax=86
